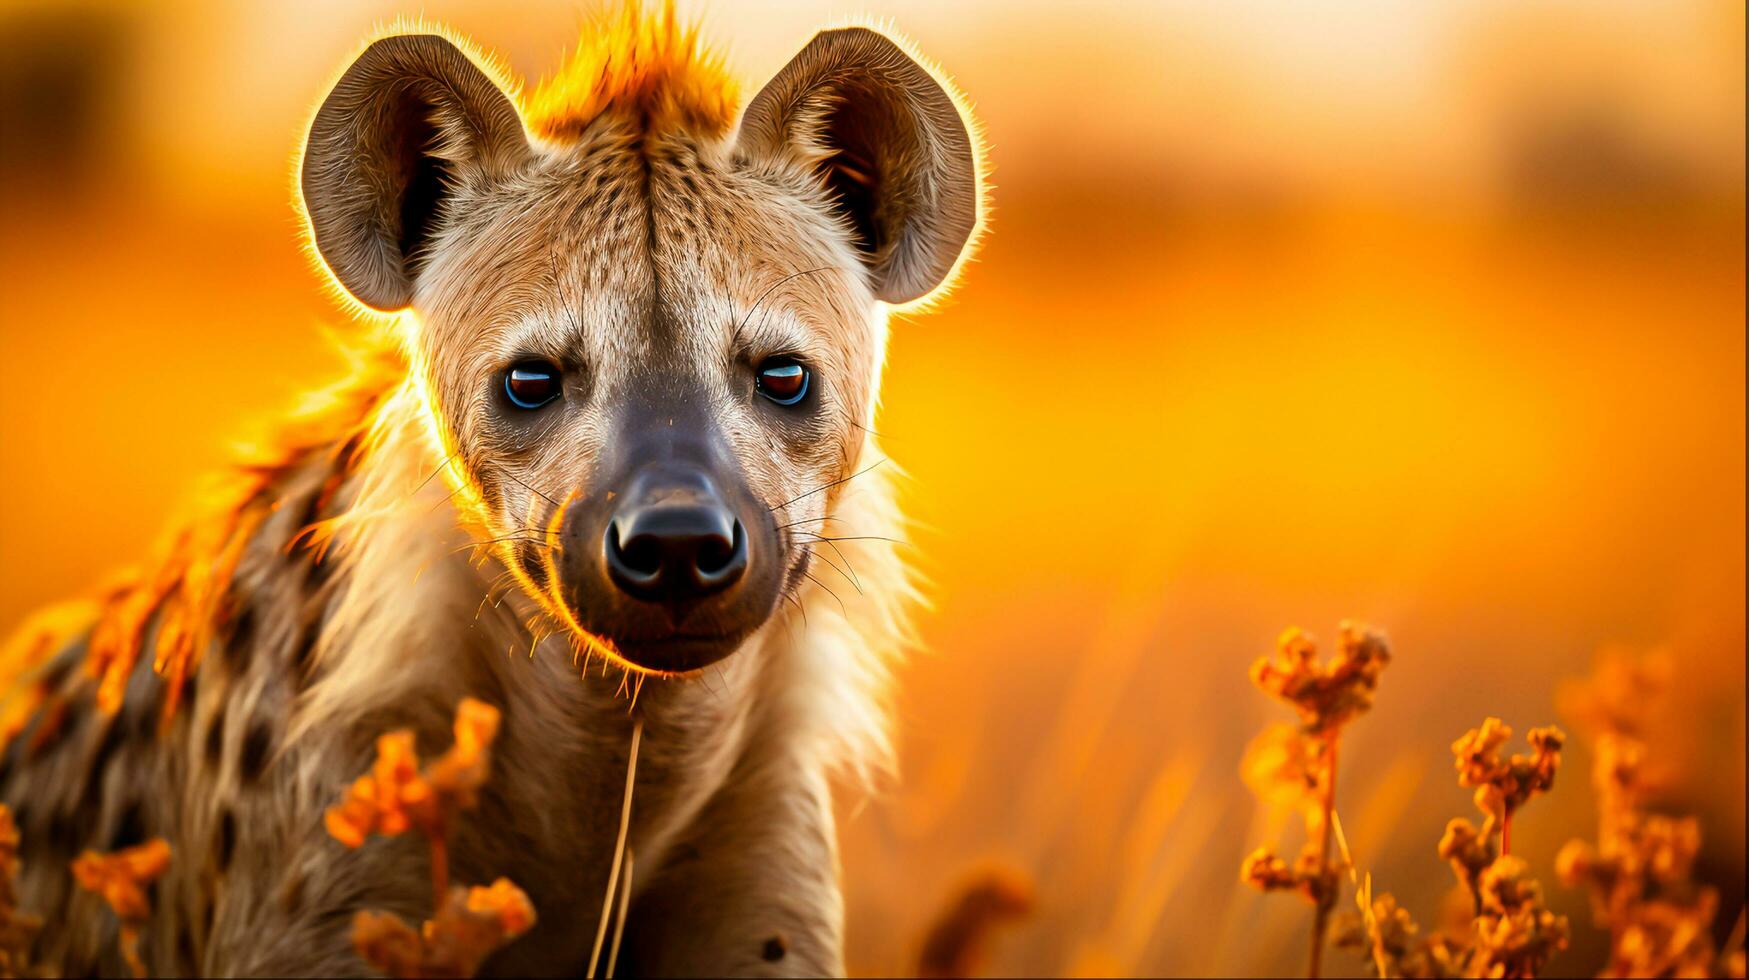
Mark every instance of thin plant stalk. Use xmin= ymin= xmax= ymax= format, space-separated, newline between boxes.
xmin=588 ymin=719 xmax=643 ymax=977
xmin=606 ymin=849 xmax=634 ymax=978
xmin=1331 ymin=811 xmax=1389 ymax=980
xmin=1309 ymin=734 xmax=1341 ymax=980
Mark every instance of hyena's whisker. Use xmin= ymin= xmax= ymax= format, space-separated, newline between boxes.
xmin=775 ymin=515 xmax=842 ymax=531
xmin=800 ymin=571 xmax=849 ymax=617
xmin=799 ymin=540 xmax=863 ymax=594
xmin=411 ymin=450 xmax=462 ymax=496
xmin=840 ymin=411 xmax=887 ymax=440
xmin=451 ymin=537 xmax=549 ymax=556
xmin=499 ymin=470 xmax=562 ymax=508
xmin=771 ymin=458 xmax=887 ymax=513
xmin=799 ymin=532 xmax=902 ymax=545
xmin=425 ymin=478 xmax=476 ymax=515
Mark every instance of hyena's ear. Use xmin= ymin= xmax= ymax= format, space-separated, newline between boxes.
xmin=739 ymin=27 xmax=980 ymax=304
xmin=301 ymin=34 xmax=531 ymax=311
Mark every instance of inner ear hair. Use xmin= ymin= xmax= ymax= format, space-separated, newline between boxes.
xmin=390 ymin=97 xmax=454 ymax=280
xmin=302 ymin=34 xmax=530 ymax=312
xmin=817 ymin=84 xmax=891 ymax=259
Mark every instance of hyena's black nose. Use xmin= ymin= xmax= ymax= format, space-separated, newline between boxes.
xmin=604 ymin=466 xmax=748 ymax=602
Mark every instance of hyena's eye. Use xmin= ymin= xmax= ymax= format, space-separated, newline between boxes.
xmin=755 ymin=360 xmax=810 ymax=406
xmin=504 ymin=360 xmax=562 ymax=409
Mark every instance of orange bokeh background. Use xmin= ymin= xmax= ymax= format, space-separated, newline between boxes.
xmin=0 ymin=0 xmax=1742 ymax=975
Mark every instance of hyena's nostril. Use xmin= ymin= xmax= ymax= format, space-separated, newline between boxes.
xmin=604 ymin=499 xmax=748 ymax=602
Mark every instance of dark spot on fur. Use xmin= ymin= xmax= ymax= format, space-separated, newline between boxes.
xmin=223 ymin=604 xmax=256 ymax=671
xmin=121 ymin=670 xmax=164 ymax=741
xmin=215 ymin=809 xmax=236 ymax=872
xmin=46 ymin=802 xmax=95 ymax=856
xmin=110 ymin=799 xmax=147 ymax=850
xmin=762 ymin=935 xmax=787 ymax=962
xmin=177 ymin=927 xmax=197 ymax=971
xmin=179 ymin=670 xmax=198 ymax=716
xmin=297 ymin=483 xmax=325 ymax=534
xmin=41 ymin=643 xmax=80 ymax=689
xmin=306 ymin=548 xmax=333 ymax=590
xmin=21 ymin=697 xmax=69 ymax=760
xmin=204 ymin=707 xmax=226 ymax=769
xmin=290 ymin=626 xmax=318 ymax=687
xmin=91 ymin=718 xmax=126 ymax=776
xmin=279 ymin=870 xmax=305 ymax=914
xmin=238 ymin=724 xmax=273 ymax=784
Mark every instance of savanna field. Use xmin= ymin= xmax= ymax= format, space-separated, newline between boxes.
xmin=0 ymin=0 xmax=1742 ymax=976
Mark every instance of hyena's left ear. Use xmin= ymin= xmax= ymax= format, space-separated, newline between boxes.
xmin=738 ymin=27 xmax=980 ymax=304
xmin=301 ymin=34 xmax=532 ymax=311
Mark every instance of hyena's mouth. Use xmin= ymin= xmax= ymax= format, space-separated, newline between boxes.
xmin=525 ymin=461 xmax=784 ymax=675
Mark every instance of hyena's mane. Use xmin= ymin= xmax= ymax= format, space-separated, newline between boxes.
xmin=0 ymin=348 xmax=402 ymax=747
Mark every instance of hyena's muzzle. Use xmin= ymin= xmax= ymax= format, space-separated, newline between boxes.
xmin=555 ymin=390 xmax=783 ymax=674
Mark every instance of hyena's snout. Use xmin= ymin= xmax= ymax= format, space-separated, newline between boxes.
xmin=604 ymin=465 xmax=748 ymax=602
xmin=557 ymin=440 xmax=783 ymax=674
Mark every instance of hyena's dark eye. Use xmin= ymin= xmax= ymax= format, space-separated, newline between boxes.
xmin=755 ymin=360 xmax=810 ymax=406
xmin=504 ymin=360 xmax=562 ymax=409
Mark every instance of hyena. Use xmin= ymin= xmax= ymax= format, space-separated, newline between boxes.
xmin=0 ymin=6 xmax=980 ymax=975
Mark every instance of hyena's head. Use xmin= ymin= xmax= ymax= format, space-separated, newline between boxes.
xmin=300 ymin=14 xmax=979 ymax=674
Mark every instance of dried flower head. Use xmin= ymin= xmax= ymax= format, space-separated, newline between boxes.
xmin=352 ymin=878 xmax=537 ymax=979
xmin=1241 ymin=843 xmax=1337 ymax=908
xmin=1469 ymin=856 xmax=1570 ymax=978
xmin=1437 ymin=817 xmax=1499 ymax=904
xmin=1334 ymin=891 xmax=1468 ymax=979
xmin=70 ymin=838 xmax=172 ymax=977
xmin=1451 ymin=719 xmax=1564 ymax=828
xmin=1556 ymin=647 xmax=1673 ymax=740
xmin=1555 ymin=649 xmax=1740 ymax=979
xmin=1250 ymin=622 xmax=1392 ymax=736
xmin=325 ymin=698 xmax=503 ymax=853
xmin=1558 ymin=732 xmax=1727 ymax=976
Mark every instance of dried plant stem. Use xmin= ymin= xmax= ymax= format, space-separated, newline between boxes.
xmin=606 ymin=849 xmax=634 ymax=978
xmin=588 ymin=718 xmax=643 ymax=978
xmin=1309 ymin=734 xmax=1340 ymax=980
xmin=1330 ymin=811 xmax=1389 ymax=980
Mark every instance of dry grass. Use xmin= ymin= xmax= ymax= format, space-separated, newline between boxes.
xmin=1241 ymin=629 xmax=1745 ymax=980
xmin=1 ymin=633 xmax=1741 ymax=978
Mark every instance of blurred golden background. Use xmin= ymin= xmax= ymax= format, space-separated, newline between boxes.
xmin=0 ymin=0 xmax=1742 ymax=975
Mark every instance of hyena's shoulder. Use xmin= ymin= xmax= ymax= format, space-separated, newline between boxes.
xmin=0 ymin=374 xmax=391 ymax=975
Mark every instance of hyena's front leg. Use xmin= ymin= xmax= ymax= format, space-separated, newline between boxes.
xmin=623 ymin=757 xmax=844 ymax=977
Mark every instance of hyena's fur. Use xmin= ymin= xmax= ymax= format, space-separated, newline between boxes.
xmin=0 ymin=7 xmax=978 ymax=977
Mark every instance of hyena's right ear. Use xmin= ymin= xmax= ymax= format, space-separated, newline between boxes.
xmin=301 ymin=34 xmax=531 ymax=312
